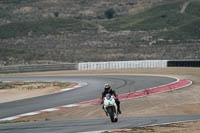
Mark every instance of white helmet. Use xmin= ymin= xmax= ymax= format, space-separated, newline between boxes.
xmin=104 ymin=83 xmax=111 ymax=91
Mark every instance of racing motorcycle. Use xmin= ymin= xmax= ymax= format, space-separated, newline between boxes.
xmin=103 ymin=93 xmax=118 ymax=122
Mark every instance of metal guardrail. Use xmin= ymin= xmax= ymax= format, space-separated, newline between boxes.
xmin=0 ymin=63 xmax=77 ymax=73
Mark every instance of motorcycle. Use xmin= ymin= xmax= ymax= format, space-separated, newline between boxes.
xmin=103 ymin=93 xmax=118 ymax=122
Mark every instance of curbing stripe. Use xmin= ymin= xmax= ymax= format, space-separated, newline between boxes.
xmin=61 ymin=104 xmax=79 ymax=108
xmin=40 ymin=108 xmax=60 ymax=112
xmin=17 ymin=111 xmax=41 ymax=117
xmin=119 ymin=79 xmax=191 ymax=100
xmin=59 ymin=82 xmax=88 ymax=92
xmin=78 ymin=79 xmax=192 ymax=105
xmin=0 ymin=116 xmax=21 ymax=121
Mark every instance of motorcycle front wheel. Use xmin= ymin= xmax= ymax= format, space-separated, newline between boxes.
xmin=107 ymin=107 xmax=117 ymax=122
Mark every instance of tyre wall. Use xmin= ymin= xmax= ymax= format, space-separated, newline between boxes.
xmin=167 ymin=60 xmax=200 ymax=67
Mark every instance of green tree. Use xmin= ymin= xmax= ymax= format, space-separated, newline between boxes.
xmin=104 ymin=8 xmax=116 ymax=19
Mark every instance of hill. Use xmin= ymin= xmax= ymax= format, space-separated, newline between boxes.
xmin=0 ymin=0 xmax=199 ymax=65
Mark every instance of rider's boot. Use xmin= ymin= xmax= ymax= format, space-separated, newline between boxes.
xmin=116 ymin=100 xmax=122 ymax=114
xmin=118 ymin=109 xmax=121 ymax=114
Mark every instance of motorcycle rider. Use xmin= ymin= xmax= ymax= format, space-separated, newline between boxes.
xmin=101 ymin=83 xmax=121 ymax=114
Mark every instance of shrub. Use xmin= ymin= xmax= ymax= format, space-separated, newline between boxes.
xmin=54 ymin=12 xmax=59 ymax=18
xmin=104 ymin=8 xmax=116 ymax=19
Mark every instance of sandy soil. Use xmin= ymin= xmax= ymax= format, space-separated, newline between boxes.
xmin=0 ymin=82 xmax=76 ymax=103
xmin=1 ymin=67 xmax=200 ymax=132
xmin=108 ymin=121 xmax=200 ymax=133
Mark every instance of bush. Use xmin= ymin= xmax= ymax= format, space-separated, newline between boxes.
xmin=104 ymin=8 xmax=116 ymax=19
xmin=54 ymin=12 xmax=59 ymax=18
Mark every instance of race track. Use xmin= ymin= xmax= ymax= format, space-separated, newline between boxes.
xmin=0 ymin=75 xmax=197 ymax=133
xmin=1 ymin=115 xmax=200 ymax=133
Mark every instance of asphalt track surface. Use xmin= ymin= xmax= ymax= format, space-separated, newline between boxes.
xmin=0 ymin=75 xmax=198 ymax=133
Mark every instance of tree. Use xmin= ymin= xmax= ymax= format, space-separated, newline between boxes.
xmin=104 ymin=8 xmax=116 ymax=19
xmin=54 ymin=12 xmax=59 ymax=18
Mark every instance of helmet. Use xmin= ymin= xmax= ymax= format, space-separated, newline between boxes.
xmin=104 ymin=83 xmax=111 ymax=91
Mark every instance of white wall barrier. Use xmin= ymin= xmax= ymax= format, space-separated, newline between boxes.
xmin=78 ymin=60 xmax=168 ymax=70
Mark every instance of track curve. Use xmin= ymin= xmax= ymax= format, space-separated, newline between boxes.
xmin=1 ymin=75 xmax=194 ymax=133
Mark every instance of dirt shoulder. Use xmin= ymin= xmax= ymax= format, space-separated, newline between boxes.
xmin=0 ymin=82 xmax=77 ymax=103
xmin=107 ymin=121 xmax=200 ymax=133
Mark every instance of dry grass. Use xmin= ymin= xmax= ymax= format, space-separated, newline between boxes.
xmin=0 ymin=82 xmax=76 ymax=103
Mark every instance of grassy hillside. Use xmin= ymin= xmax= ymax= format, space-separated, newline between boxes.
xmin=103 ymin=0 xmax=200 ymax=40
xmin=162 ymin=1 xmax=200 ymax=39
xmin=103 ymin=0 xmax=187 ymax=30
xmin=0 ymin=18 xmax=97 ymax=39
xmin=0 ymin=0 xmax=199 ymax=66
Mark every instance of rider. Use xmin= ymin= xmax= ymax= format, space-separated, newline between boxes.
xmin=101 ymin=83 xmax=121 ymax=114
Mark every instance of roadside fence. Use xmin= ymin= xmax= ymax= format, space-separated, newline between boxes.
xmin=0 ymin=60 xmax=199 ymax=73
xmin=78 ymin=60 xmax=168 ymax=70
